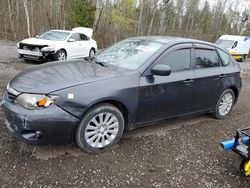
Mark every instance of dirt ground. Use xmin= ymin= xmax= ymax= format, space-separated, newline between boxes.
xmin=0 ymin=41 xmax=250 ymax=187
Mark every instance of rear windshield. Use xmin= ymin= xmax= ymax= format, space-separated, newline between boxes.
xmin=38 ymin=31 xmax=70 ymax=41
xmin=215 ymin=39 xmax=234 ymax=48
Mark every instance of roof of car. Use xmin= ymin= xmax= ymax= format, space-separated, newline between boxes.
xmin=128 ymin=36 xmax=227 ymax=52
xmin=50 ymin=29 xmax=72 ymax=33
xmin=129 ymin=36 xmax=216 ymax=46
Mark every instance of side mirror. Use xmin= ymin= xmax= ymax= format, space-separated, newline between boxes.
xmin=68 ymin=38 xmax=76 ymax=42
xmin=151 ymin=64 xmax=171 ymax=76
xmin=36 ymin=35 xmax=39 ymax=38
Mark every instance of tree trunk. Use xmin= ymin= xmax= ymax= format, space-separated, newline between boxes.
xmin=93 ymin=0 xmax=104 ymax=34
xmin=23 ymin=0 xmax=31 ymax=38
xmin=148 ymin=13 xmax=156 ymax=36
xmin=7 ymin=0 xmax=16 ymax=40
xmin=184 ymin=9 xmax=192 ymax=37
xmin=137 ymin=0 xmax=144 ymax=36
xmin=159 ymin=10 xmax=166 ymax=35
xmin=31 ymin=0 xmax=34 ymax=36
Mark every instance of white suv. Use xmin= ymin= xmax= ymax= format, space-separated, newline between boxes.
xmin=17 ymin=27 xmax=97 ymax=62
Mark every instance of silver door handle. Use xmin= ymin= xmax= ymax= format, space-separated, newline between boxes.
xmin=183 ymin=79 xmax=194 ymax=83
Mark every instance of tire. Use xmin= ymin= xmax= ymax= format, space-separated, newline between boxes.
xmin=239 ymin=55 xmax=246 ymax=62
xmin=212 ymin=89 xmax=235 ymax=119
xmin=55 ymin=49 xmax=67 ymax=61
xmin=76 ymin=103 xmax=125 ymax=153
xmin=242 ymin=55 xmax=247 ymax=62
xmin=89 ymin=48 xmax=95 ymax=57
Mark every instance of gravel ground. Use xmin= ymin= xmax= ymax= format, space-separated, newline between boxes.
xmin=0 ymin=41 xmax=250 ymax=187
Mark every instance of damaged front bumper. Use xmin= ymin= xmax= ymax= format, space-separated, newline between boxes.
xmin=18 ymin=48 xmax=56 ymax=62
xmin=0 ymin=96 xmax=80 ymax=145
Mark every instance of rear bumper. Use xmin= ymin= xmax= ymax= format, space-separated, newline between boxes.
xmin=1 ymin=96 xmax=79 ymax=145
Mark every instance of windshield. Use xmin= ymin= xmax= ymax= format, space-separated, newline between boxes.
xmin=215 ymin=39 xmax=234 ymax=48
xmin=38 ymin=31 xmax=70 ymax=41
xmin=95 ymin=40 xmax=164 ymax=70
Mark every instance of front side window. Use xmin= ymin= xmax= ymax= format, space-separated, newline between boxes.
xmin=218 ymin=49 xmax=230 ymax=66
xmin=158 ymin=49 xmax=191 ymax=72
xmin=195 ymin=49 xmax=220 ymax=68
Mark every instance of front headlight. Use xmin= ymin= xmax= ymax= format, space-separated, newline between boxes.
xmin=17 ymin=42 xmax=20 ymax=48
xmin=41 ymin=45 xmax=56 ymax=52
xmin=14 ymin=94 xmax=57 ymax=110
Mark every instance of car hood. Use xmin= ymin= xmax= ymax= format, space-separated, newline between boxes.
xmin=20 ymin=38 xmax=62 ymax=46
xmin=9 ymin=60 xmax=131 ymax=93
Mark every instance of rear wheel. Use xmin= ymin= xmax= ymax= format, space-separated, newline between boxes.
xmin=212 ymin=89 xmax=235 ymax=119
xmin=76 ymin=103 xmax=124 ymax=153
xmin=89 ymin=48 xmax=95 ymax=57
xmin=55 ymin=49 xmax=67 ymax=61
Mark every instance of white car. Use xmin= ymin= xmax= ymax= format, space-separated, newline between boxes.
xmin=17 ymin=27 xmax=97 ymax=62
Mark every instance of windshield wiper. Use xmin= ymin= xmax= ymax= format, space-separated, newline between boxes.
xmin=84 ymin=57 xmax=108 ymax=67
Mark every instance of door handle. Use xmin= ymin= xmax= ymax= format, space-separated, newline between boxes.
xmin=219 ymin=74 xmax=226 ymax=78
xmin=183 ymin=79 xmax=194 ymax=83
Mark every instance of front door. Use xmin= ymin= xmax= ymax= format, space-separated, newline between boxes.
xmin=136 ymin=44 xmax=195 ymax=123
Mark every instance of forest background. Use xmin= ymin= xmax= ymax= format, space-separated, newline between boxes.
xmin=1 ymin=0 xmax=250 ymax=48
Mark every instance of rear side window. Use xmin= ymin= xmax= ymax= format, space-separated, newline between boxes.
xmin=159 ymin=49 xmax=191 ymax=72
xmin=80 ymin=34 xmax=89 ymax=41
xmin=70 ymin=33 xmax=81 ymax=41
xmin=217 ymin=49 xmax=230 ymax=66
xmin=195 ymin=49 xmax=220 ymax=68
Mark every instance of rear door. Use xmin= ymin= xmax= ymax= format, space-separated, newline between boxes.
xmin=136 ymin=43 xmax=195 ymax=123
xmin=79 ymin=34 xmax=91 ymax=57
xmin=191 ymin=44 xmax=225 ymax=112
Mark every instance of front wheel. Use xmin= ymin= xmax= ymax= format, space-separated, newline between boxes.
xmin=212 ymin=89 xmax=235 ymax=119
xmin=241 ymin=55 xmax=247 ymax=62
xmin=55 ymin=50 xmax=67 ymax=61
xmin=76 ymin=103 xmax=125 ymax=153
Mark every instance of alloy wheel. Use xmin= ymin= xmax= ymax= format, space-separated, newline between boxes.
xmin=85 ymin=112 xmax=119 ymax=148
xmin=218 ymin=93 xmax=233 ymax=116
xmin=58 ymin=51 xmax=66 ymax=61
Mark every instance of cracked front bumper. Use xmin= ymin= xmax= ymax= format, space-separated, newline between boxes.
xmin=1 ymin=98 xmax=80 ymax=145
xmin=18 ymin=49 xmax=56 ymax=61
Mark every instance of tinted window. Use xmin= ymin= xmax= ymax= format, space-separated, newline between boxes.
xmin=70 ymin=33 xmax=81 ymax=41
xmin=218 ymin=49 xmax=230 ymax=66
xmin=232 ymin=41 xmax=238 ymax=49
xmin=158 ymin=49 xmax=191 ymax=72
xmin=195 ymin=49 xmax=220 ymax=68
xmin=80 ymin=34 xmax=89 ymax=41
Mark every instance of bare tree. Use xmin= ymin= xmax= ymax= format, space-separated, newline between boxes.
xmin=7 ymin=0 xmax=16 ymax=40
xmin=93 ymin=0 xmax=104 ymax=34
xmin=23 ymin=0 xmax=31 ymax=37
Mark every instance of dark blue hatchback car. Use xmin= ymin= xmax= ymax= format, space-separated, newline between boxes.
xmin=1 ymin=37 xmax=242 ymax=153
